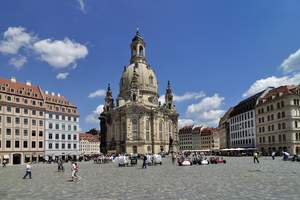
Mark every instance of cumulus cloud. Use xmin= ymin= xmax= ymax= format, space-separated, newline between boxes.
xmin=280 ymin=48 xmax=300 ymax=73
xmin=85 ymin=104 xmax=104 ymax=124
xmin=186 ymin=94 xmax=225 ymax=126
xmin=88 ymin=89 xmax=106 ymax=98
xmin=0 ymin=26 xmax=88 ymax=73
xmin=178 ymin=118 xmax=194 ymax=128
xmin=77 ymin=0 xmax=86 ymax=13
xmin=33 ymin=38 xmax=88 ymax=68
xmin=0 ymin=26 xmax=33 ymax=54
xmin=243 ymin=73 xmax=300 ymax=97
xmin=56 ymin=72 xmax=69 ymax=80
xmin=159 ymin=91 xmax=205 ymax=104
xmin=9 ymin=55 xmax=27 ymax=69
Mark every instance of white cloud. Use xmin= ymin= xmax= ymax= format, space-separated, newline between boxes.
xmin=77 ymin=0 xmax=86 ymax=13
xmin=243 ymin=73 xmax=300 ymax=97
xmin=159 ymin=91 xmax=205 ymax=104
xmin=9 ymin=55 xmax=27 ymax=69
xmin=88 ymin=89 xmax=106 ymax=98
xmin=178 ymin=118 xmax=194 ymax=128
xmin=56 ymin=72 xmax=69 ymax=80
xmin=0 ymin=26 xmax=33 ymax=54
xmin=85 ymin=104 xmax=104 ymax=124
xmin=280 ymin=48 xmax=300 ymax=73
xmin=33 ymin=38 xmax=88 ymax=68
xmin=186 ymin=94 xmax=225 ymax=126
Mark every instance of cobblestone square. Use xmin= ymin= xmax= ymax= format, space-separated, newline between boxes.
xmin=0 ymin=157 xmax=299 ymax=200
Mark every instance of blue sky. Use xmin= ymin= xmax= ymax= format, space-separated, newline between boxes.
xmin=1 ymin=0 xmax=300 ymax=131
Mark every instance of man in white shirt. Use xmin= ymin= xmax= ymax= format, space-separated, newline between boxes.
xmin=23 ymin=163 xmax=32 ymax=179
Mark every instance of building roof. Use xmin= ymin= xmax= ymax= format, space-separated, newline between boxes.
xmin=258 ymin=85 xmax=299 ymax=105
xmin=43 ymin=92 xmax=76 ymax=107
xmin=80 ymin=133 xmax=100 ymax=142
xmin=0 ymin=77 xmax=43 ymax=100
xmin=230 ymin=90 xmax=266 ymax=117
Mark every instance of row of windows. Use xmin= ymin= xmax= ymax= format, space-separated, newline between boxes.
xmin=48 ymin=123 xmax=77 ymax=131
xmin=230 ymin=120 xmax=254 ymax=131
xmin=0 ymin=116 xmax=43 ymax=126
xmin=48 ymin=133 xmax=77 ymax=140
xmin=231 ymin=129 xmax=254 ymax=139
xmin=0 ymin=106 xmax=43 ymax=116
xmin=258 ymin=112 xmax=286 ymax=123
xmin=258 ymin=123 xmax=286 ymax=133
xmin=258 ymin=134 xmax=286 ymax=144
xmin=230 ymin=111 xmax=254 ymax=124
xmin=0 ymin=128 xmax=43 ymax=137
xmin=48 ymin=143 xmax=77 ymax=150
xmin=257 ymin=101 xmax=285 ymax=114
xmin=48 ymin=114 xmax=77 ymax=122
xmin=231 ymin=138 xmax=254 ymax=146
xmin=0 ymin=94 xmax=43 ymax=107
xmin=0 ymin=140 xmax=43 ymax=149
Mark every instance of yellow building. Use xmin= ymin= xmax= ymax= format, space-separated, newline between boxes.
xmin=0 ymin=77 xmax=45 ymax=164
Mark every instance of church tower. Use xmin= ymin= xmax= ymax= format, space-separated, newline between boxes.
xmin=104 ymin=84 xmax=114 ymax=111
xmin=165 ymin=81 xmax=174 ymax=109
xmin=100 ymin=30 xmax=179 ymax=155
xmin=130 ymin=28 xmax=146 ymax=64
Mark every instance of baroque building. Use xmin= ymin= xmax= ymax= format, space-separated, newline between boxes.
xmin=100 ymin=30 xmax=179 ymax=154
xmin=256 ymin=85 xmax=300 ymax=155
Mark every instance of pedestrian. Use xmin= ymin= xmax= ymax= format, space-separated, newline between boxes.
xmin=142 ymin=154 xmax=147 ymax=169
xmin=2 ymin=160 xmax=7 ymax=167
xmin=23 ymin=163 xmax=32 ymax=179
xmin=253 ymin=152 xmax=259 ymax=163
xmin=271 ymin=152 xmax=276 ymax=160
xmin=71 ymin=162 xmax=79 ymax=181
xmin=172 ymin=153 xmax=176 ymax=164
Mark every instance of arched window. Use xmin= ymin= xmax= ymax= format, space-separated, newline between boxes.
xmin=139 ymin=45 xmax=144 ymax=56
xmin=132 ymin=118 xmax=138 ymax=140
xmin=159 ymin=121 xmax=163 ymax=140
xmin=122 ymin=122 xmax=127 ymax=141
xmin=149 ymin=76 xmax=153 ymax=86
xmin=146 ymin=119 xmax=150 ymax=141
xmin=169 ymin=122 xmax=172 ymax=139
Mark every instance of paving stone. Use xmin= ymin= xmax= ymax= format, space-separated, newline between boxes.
xmin=0 ymin=157 xmax=299 ymax=200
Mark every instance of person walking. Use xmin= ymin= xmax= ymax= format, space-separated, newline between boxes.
xmin=271 ymin=152 xmax=276 ymax=160
xmin=71 ymin=162 xmax=79 ymax=181
xmin=23 ymin=163 xmax=32 ymax=179
xmin=253 ymin=152 xmax=259 ymax=163
xmin=2 ymin=160 xmax=7 ymax=167
xmin=142 ymin=154 xmax=147 ymax=169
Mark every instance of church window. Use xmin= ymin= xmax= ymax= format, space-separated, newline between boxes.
xmin=139 ymin=45 xmax=144 ymax=56
xmin=149 ymin=76 xmax=153 ymax=86
xmin=132 ymin=118 xmax=138 ymax=140
xmin=146 ymin=119 xmax=150 ymax=141
xmin=159 ymin=121 xmax=163 ymax=140
xmin=122 ymin=122 xmax=126 ymax=141
xmin=169 ymin=122 xmax=172 ymax=139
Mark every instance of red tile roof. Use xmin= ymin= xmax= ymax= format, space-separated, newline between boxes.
xmin=0 ymin=77 xmax=43 ymax=99
xmin=80 ymin=133 xmax=100 ymax=142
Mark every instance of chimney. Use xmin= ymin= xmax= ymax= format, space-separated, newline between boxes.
xmin=10 ymin=76 xmax=16 ymax=83
xmin=45 ymin=91 xmax=49 ymax=95
xmin=25 ymin=81 xmax=31 ymax=86
xmin=51 ymin=92 xmax=55 ymax=96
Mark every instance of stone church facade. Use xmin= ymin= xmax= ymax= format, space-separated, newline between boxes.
xmin=99 ymin=30 xmax=179 ymax=154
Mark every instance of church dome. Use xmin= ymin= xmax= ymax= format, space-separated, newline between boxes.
xmin=119 ymin=62 xmax=158 ymax=99
xmin=118 ymin=30 xmax=158 ymax=102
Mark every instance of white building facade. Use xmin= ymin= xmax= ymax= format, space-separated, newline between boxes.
xmin=229 ymin=89 xmax=271 ymax=148
xmin=44 ymin=92 xmax=80 ymax=161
